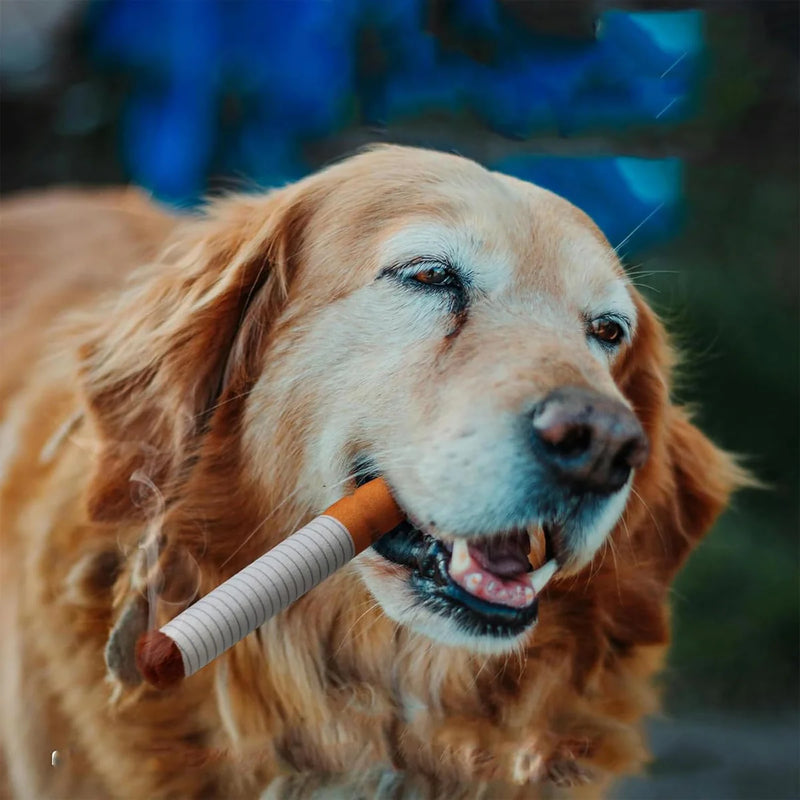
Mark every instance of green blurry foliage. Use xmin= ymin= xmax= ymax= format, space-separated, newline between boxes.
xmin=629 ymin=7 xmax=798 ymax=714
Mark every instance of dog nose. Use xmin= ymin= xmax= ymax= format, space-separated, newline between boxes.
xmin=531 ymin=387 xmax=648 ymax=494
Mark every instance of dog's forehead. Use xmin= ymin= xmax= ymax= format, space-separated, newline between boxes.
xmin=375 ymin=169 xmax=628 ymax=309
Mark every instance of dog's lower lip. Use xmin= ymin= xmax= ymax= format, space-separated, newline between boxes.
xmin=373 ymin=522 xmax=542 ymax=634
xmin=354 ymin=461 xmax=558 ymax=630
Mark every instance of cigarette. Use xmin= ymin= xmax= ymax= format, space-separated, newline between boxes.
xmin=135 ymin=478 xmax=403 ymax=689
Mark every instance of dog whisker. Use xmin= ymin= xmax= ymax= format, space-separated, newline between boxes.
xmin=219 ymin=472 xmax=358 ymax=569
xmin=629 ymin=486 xmax=668 ymax=557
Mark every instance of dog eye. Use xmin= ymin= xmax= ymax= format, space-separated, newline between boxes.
xmin=410 ymin=265 xmax=459 ymax=288
xmin=588 ymin=317 xmax=626 ymax=347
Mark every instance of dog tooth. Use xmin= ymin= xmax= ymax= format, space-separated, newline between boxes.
xmin=465 ymin=573 xmax=483 ymax=591
xmin=528 ymin=559 xmax=558 ymax=594
xmin=451 ymin=539 xmax=471 ymax=573
xmin=524 ymin=586 xmax=534 ymax=604
xmin=527 ymin=525 xmax=547 ymax=569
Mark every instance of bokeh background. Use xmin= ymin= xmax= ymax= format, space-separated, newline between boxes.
xmin=1 ymin=1 xmax=797 ymax=797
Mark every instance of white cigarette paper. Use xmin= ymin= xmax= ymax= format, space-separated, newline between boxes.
xmin=161 ymin=515 xmax=356 ymax=678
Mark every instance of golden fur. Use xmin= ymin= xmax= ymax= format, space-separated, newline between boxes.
xmin=0 ymin=147 xmax=742 ymax=798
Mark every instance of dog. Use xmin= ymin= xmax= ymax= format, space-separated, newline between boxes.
xmin=0 ymin=146 xmax=743 ymax=798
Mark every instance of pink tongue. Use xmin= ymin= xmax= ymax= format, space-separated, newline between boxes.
xmin=448 ymin=544 xmax=534 ymax=609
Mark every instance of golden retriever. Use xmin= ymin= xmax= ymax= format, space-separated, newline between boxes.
xmin=0 ymin=146 xmax=742 ymax=799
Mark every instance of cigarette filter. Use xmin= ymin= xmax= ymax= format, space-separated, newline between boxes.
xmin=136 ymin=478 xmax=402 ymax=689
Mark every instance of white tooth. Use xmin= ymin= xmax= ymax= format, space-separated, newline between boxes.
xmin=465 ymin=573 xmax=483 ymax=590
xmin=524 ymin=587 xmax=534 ymax=604
xmin=528 ymin=559 xmax=558 ymax=594
xmin=451 ymin=539 xmax=471 ymax=573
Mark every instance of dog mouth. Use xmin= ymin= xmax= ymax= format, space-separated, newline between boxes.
xmin=447 ymin=534 xmax=557 ymax=608
xmin=357 ymin=473 xmax=561 ymax=639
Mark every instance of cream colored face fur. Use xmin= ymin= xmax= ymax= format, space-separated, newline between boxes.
xmin=242 ymin=147 xmax=637 ymax=653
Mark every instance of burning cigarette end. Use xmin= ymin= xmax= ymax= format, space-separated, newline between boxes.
xmin=136 ymin=478 xmax=404 ymax=689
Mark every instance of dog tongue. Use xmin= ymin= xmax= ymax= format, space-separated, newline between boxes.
xmin=448 ymin=534 xmax=535 ymax=609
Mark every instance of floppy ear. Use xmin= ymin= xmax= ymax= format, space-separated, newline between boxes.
xmin=78 ymin=187 xmax=311 ymax=522
xmin=615 ymin=292 xmax=747 ymax=583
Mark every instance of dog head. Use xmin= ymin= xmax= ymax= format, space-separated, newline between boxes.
xmin=79 ymin=146 xmax=741 ymax=658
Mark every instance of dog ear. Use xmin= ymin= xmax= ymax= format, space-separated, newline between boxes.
xmin=78 ymin=187 xmax=312 ymax=522
xmin=656 ymin=408 xmax=745 ymax=577
xmin=614 ymin=293 xmax=748 ymax=584
xmin=595 ymin=293 xmax=749 ymax=653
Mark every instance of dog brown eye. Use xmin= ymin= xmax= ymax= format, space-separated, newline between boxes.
xmin=412 ymin=265 xmax=456 ymax=287
xmin=589 ymin=318 xmax=625 ymax=346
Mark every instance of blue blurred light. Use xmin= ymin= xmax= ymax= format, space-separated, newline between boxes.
xmin=492 ymin=155 xmax=683 ymax=253
xmin=88 ymin=0 xmax=702 ymax=252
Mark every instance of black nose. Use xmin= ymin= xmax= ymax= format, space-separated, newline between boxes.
xmin=530 ymin=386 xmax=649 ymax=494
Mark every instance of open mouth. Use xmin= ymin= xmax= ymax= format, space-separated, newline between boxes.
xmin=359 ymin=473 xmax=561 ymax=639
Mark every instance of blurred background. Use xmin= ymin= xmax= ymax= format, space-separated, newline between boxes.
xmin=1 ymin=0 xmax=797 ymax=796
